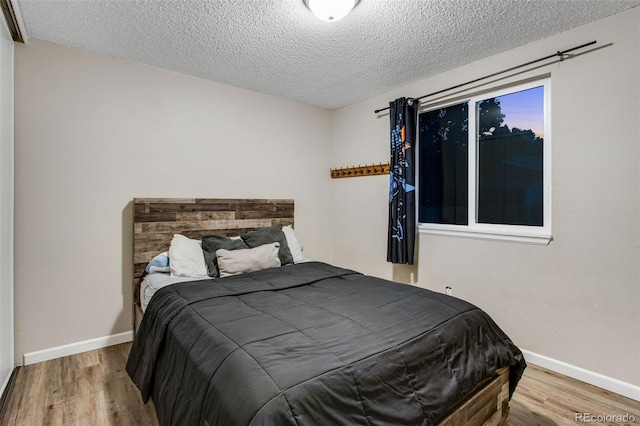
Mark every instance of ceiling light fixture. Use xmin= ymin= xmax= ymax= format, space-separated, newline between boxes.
xmin=303 ymin=0 xmax=360 ymax=22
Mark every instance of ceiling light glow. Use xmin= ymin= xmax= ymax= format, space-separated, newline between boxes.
xmin=304 ymin=0 xmax=360 ymax=22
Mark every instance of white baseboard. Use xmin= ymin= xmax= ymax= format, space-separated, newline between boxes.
xmin=23 ymin=331 xmax=133 ymax=366
xmin=521 ymin=349 xmax=640 ymax=402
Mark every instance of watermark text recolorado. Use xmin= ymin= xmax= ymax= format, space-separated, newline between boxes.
xmin=575 ymin=412 xmax=636 ymax=423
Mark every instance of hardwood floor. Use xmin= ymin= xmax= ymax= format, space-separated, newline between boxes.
xmin=509 ymin=364 xmax=639 ymax=425
xmin=1 ymin=343 xmax=638 ymax=425
xmin=1 ymin=343 xmax=158 ymax=426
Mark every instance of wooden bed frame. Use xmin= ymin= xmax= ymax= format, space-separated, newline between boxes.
xmin=131 ymin=197 xmax=509 ymax=426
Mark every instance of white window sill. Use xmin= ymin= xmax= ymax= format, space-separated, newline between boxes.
xmin=418 ymin=224 xmax=552 ymax=245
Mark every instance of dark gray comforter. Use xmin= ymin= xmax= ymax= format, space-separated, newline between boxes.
xmin=127 ymin=262 xmax=525 ymax=426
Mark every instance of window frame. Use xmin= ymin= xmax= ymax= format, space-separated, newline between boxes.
xmin=417 ymin=78 xmax=552 ymax=245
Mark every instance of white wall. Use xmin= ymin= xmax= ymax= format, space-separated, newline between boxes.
xmin=13 ymin=39 xmax=333 ymax=360
xmin=0 ymin=15 xmax=14 ymax=393
xmin=330 ymin=8 xmax=640 ymax=389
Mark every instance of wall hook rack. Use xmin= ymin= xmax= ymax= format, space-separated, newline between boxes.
xmin=330 ymin=163 xmax=390 ymax=179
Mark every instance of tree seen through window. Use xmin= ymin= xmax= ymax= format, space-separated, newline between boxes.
xmin=419 ymin=85 xmax=545 ymax=227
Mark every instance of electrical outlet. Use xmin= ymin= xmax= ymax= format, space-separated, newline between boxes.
xmin=445 ymin=286 xmax=453 ymax=296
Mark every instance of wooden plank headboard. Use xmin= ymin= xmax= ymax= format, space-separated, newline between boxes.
xmin=132 ymin=198 xmax=294 ymax=330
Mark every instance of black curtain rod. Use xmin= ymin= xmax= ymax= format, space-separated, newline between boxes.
xmin=374 ymin=40 xmax=597 ymax=114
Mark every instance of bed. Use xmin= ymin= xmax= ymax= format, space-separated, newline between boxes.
xmin=127 ymin=198 xmax=526 ymax=426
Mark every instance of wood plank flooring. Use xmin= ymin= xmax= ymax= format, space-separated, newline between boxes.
xmin=1 ymin=343 xmax=157 ymax=426
xmin=509 ymin=364 xmax=639 ymax=426
xmin=1 ymin=343 xmax=638 ymax=425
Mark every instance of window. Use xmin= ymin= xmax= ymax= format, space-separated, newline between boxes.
xmin=418 ymin=79 xmax=551 ymax=244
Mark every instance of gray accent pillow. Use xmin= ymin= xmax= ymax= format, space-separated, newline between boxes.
xmin=241 ymin=224 xmax=293 ymax=266
xmin=216 ymin=242 xmax=281 ymax=277
xmin=201 ymin=235 xmax=249 ymax=277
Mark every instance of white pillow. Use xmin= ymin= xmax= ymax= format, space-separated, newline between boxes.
xmin=282 ymin=225 xmax=307 ymax=263
xmin=216 ymin=242 xmax=281 ymax=277
xmin=168 ymin=234 xmax=209 ymax=278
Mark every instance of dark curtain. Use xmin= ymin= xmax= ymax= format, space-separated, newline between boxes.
xmin=387 ymin=98 xmax=419 ymax=264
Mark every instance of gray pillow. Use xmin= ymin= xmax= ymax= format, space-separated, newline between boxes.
xmin=216 ymin=242 xmax=281 ymax=277
xmin=241 ymin=224 xmax=293 ymax=266
xmin=201 ymin=235 xmax=249 ymax=277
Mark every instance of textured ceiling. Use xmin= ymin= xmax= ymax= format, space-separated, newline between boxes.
xmin=15 ymin=0 xmax=640 ymax=110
